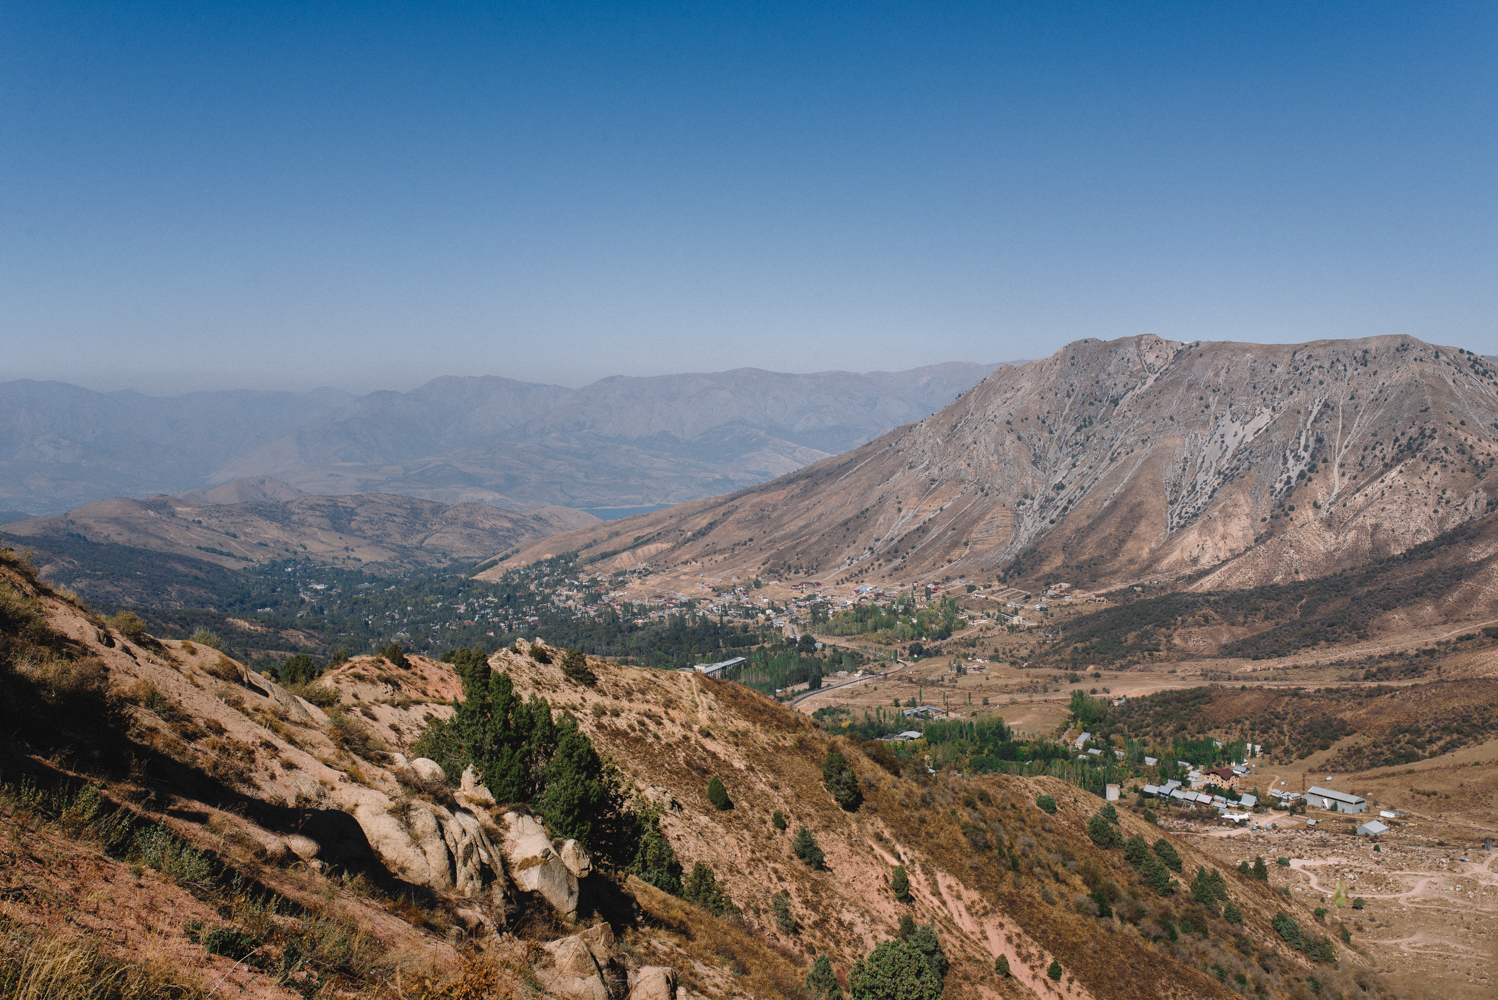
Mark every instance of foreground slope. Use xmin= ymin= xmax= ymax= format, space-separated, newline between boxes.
xmin=0 ymin=547 xmax=1385 ymax=1000
xmin=493 ymin=334 xmax=1498 ymax=592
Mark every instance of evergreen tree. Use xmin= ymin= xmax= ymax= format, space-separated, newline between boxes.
xmin=1152 ymin=837 xmax=1183 ymax=873
xmin=707 ymin=776 xmax=731 ymax=810
xmin=772 ymin=892 xmax=798 ymax=934
xmin=793 ymin=826 xmax=825 ymax=869
xmin=1223 ymin=901 xmax=1244 ymax=925
xmin=891 ymin=864 xmax=911 ymax=903
xmin=1141 ymin=852 xmax=1174 ymax=895
xmin=823 ymin=748 xmax=862 ymax=811
xmin=906 ymin=923 xmax=948 ymax=981
xmin=1088 ymin=813 xmax=1123 ymax=849
xmin=994 ymin=954 xmax=1010 ymax=977
xmin=682 ymin=861 xmax=733 ymax=916
xmin=627 ymin=806 xmax=683 ymax=895
xmin=806 ymin=955 xmax=842 ymax=1000
xmin=849 ymin=940 xmax=942 ymax=1000
xmin=561 ymin=647 xmax=596 ymax=686
xmin=1123 ymin=834 xmax=1152 ymax=869
xmin=1099 ymin=802 xmax=1120 ymax=824
xmin=541 ymin=713 xmax=610 ymax=845
xmin=1047 ymin=960 xmax=1063 ymax=981
xmin=1253 ymin=855 xmax=1270 ymax=881
xmin=772 ymin=810 xmax=787 ymax=831
xmin=1035 ymin=793 xmax=1058 ymax=814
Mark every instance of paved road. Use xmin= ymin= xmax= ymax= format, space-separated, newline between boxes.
xmin=788 ymin=662 xmax=905 ymax=707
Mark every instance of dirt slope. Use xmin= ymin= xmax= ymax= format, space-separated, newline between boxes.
xmin=1 ymin=547 xmax=1387 ymax=1000
xmin=490 ymin=334 xmax=1498 ymax=594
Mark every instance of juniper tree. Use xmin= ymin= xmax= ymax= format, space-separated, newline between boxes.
xmin=793 ymin=826 xmax=825 ymax=869
xmin=823 ymin=748 xmax=862 ymax=811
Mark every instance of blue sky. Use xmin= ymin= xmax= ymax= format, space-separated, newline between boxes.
xmin=2 ymin=2 xmax=1494 ymax=392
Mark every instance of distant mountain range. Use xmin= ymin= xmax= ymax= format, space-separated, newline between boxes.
xmin=0 ymin=363 xmax=1003 ymax=514
xmin=495 ymin=334 xmax=1498 ymax=593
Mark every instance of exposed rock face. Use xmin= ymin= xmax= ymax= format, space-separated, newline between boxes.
xmin=501 ymin=810 xmax=579 ymax=916
xmin=541 ymin=935 xmax=610 ymax=1000
xmin=560 ymin=839 xmax=592 ymax=878
xmin=628 ymin=967 xmax=678 ymax=1000
xmin=459 ymin=765 xmax=497 ymax=807
xmin=640 ymin=786 xmax=682 ymax=814
xmin=410 ymin=757 xmax=446 ymax=785
xmin=354 ymin=799 xmax=507 ymax=905
xmin=496 ymin=334 xmax=1498 ymax=590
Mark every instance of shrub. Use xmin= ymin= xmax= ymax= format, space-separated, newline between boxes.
xmin=1035 ymin=794 xmax=1057 ymax=814
xmin=994 ymin=954 xmax=1010 ymax=977
xmin=1272 ymin=910 xmax=1304 ymax=949
xmin=792 ymin=826 xmax=825 ymax=869
xmin=1152 ymin=838 xmax=1182 ymax=872
xmin=1339 ymin=923 xmax=1351 ymax=944
xmin=1253 ymin=855 xmax=1270 ymax=881
xmin=1313 ymin=906 xmax=1328 ymax=921
xmin=188 ymin=629 xmax=223 ymax=650
xmin=205 ymin=656 xmax=241 ymax=683
xmin=561 ymin=648 xmax=596 ymax=686
xmin=293 ymin=684 xmax=341 ymax=708
xmin=1047 ymin=959 xmax=1063 ymax=981
xmin=1123 ymin=834 xmax=1152 ymax=868
xmin=280 ymin=653 xmax=319 ymax=686
xmin=528 ymin=644 xmax=552 ymax=664
xmin=891 ymin=864 xmax=910 ymax=903
xmin=1088 ymin=813 xmax=1122 ymax=849
xmin=823 ymin=748 xmax=862 ymax=811
xmin=381 ymin=643 xmax=409 ymax=668
xmin=1307 ymin=937 xmax=1337 ymax=964
xmin=203 ymin=925 xmax=259 ymax=959
xmin=134 ymin=824 xmax=213 ymax=884
xmin=682 ymin=861 xmax=734 ymax=916
xmin=1352 ymin=896 xmax=1365 ymax=910
xmin=1143 ymin=808 xmax=1158 ymax=824
xmin=806 ymin=954 xmax=842 ymax=1000
xmin=849 ymin=939 xmax=942 ymax=1000
xmin=771 ymin=810 xmax=787 ymax=831
xmin=1223 ymin=901 xmax=1244 ymax=925
xmin=707 ymin=776 xmax=731 ymax=811
xmin=772 ymin=891 xmax=798 ymax=934
xmin=1141 ymin=852 xmax=1173 ymax=895
xmin=1099 ymin=802 xmax=1120 ymax=824
xmin=1277 ymin=856 xmax=1291 ymax=867
xmin=108 ymin=610 xmax=149 ymax=642
xmin=626 ymin=806 xmax=683 ymax=896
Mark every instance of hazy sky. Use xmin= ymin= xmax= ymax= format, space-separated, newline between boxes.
xmin=2 ymin=2 xmax=1494 ymax=393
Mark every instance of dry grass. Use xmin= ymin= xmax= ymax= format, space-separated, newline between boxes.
xmin=0 ymin=921 xmax=206 ymax=1000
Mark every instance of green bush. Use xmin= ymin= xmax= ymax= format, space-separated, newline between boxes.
xmin=806 ymin=954 xmax=842 ymax=999
xmin=771 ymin=810 xmax=787 ymax=831
xmin=1047 ymin=959 xmax=1063 ymax=981
xmin=1141 ymin=852 xmax=1173 ymax=895
xmin=1272 ymin=910 xmax=1304 ymax=949
xmin=1087 ymin=813 xmax=1122 ymax=849
xmin=1277 ymin=856 xmax=1291 ymax=867
xmin=280 ymin=653 xmax=319 ymax=686
xmin=1152 ymin=838 xmax=1182 ymax=873
xmin=381 ymin=643 xmax=409 ymax=668
xmin=1099 ymin=802 xmax=1120 ymax=824
xmin=1035 ymin=794 xmax=1057 ymax=814
xmin=823 ymin=748 xmax=862 ymax=811
xmin=188 ymin=629 xmax=224 ymax=650
xmin=1351 ymin=896 xmax=1365 ymax=910
xmin=134 ymin=824 xmax=212 ymax=884
xmin=561 ymin=648 xmax=596 ymax=686
xmin=707 ymin=776 xmax=731 ymax=810
xmin=1223 ymin=902 xmax=1244 ymax=925
xmin=682 ymin=862 xmax=734 ymax=916
xmin=108 ymin=610 xmax=149 ymax=642
xmin=850 ymin=939 xmax=943 ymax=1000
xmin=625 ymin=805 xmax=683 ymax=896
xmin=994 ymin=954 xmax=1010 ymax=977
xmin=1124 ymin=834 xmax=1152 ymax=868
xmin=793 ymin=826 xmax=825 ymax=869
xmin=1253 ymin=855 xmax=1270 ymax=881
xmin=203 ymin=925 xmax=259 ymax=959
xmin=891 ymin=864 xmax=910 ymax=903
xmin=772 ymin=892 xmax=798 ymax=934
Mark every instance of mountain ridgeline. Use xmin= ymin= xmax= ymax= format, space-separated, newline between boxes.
xmin=496 ymin=334 xmax=1498 ymax=592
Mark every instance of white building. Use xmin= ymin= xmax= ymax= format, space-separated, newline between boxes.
xmin=1305 ymin=786 xmax=1367 ymax=815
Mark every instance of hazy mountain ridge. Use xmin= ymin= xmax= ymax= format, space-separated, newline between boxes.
xmin=0 ymin=363 xmax=1002 ymax=514
xmin=493 ymin=334 xmax=1498 ymax=592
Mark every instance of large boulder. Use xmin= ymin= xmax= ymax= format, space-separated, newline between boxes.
xmin=501 ymin=810 xmax=579 ymax=916
xmin=561 ymin=839 xmax=592 ymax=878
xmin=629 ymin=967 xmax=677 ymax=1000
xmin=410 ymin=757 xmax=447 ymax=785
xmin=541 ymin=935 xmax=609 ymax=1000
xmin=355 ymin=799 xmax=507 ymax=908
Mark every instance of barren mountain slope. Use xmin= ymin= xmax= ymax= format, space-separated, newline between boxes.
xmin=4 ymin=486 xmax=599 ymax=571
xmin=1 ymin=550 xmax=1382 ymax=1000
xmin=491 ymin=334 xmax=1498 ymax=592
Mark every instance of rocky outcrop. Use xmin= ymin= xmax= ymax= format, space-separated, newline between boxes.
xmin=628 ymin=967 xmax=677 ymax=1000
xmin=561 ymin=839 xmax=592 ymax=878
xmin=410 ymin=757 xmax=446 ymax=785
xmin=541 ymin=925 xmax=621 ymax=1000
xmin=355 ymin=798 xmax=508 ymax=907
xmin=501 ymin=810 xmax=580 ymax=916
xmin=459 ymin=765 xmax=497 ymax=807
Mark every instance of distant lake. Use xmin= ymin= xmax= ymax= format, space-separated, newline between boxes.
xmin=577 ymin=504 xmax=671 ymax=521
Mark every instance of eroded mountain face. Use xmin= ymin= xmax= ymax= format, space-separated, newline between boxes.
xmin=497 ymin=334 xmax=1498 ymax=590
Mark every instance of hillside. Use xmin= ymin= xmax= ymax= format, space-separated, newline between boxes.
xmin=3 ymin=485 xmax=598 ymax=579
xmin=0 ymin=545 xmax=1384 ymax=1000
xmin=0 ymin=363 xmax=1002 ymax=515
xmin=490 ymin=334 xmax=1498 ymax=595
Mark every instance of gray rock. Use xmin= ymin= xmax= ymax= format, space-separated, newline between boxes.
xmin=561 ymin=838 xmax=593 ymax=878
xmin=459 ymin=765 xmax=496 ymax=807
xmin=541 ymin=935 xmax=609 ymax=1000
xmin=629 ymin=967 xmax=677 ymax=1000
xmin=356 ymin=800 xmax=507 ymax=907
xmin=641 ymin=786 xmax=682 ymax=813
xmin=410 ymin=757 xmax=447 ymax=785
xmin=501 ymin=810 xmax=579 ymax=916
